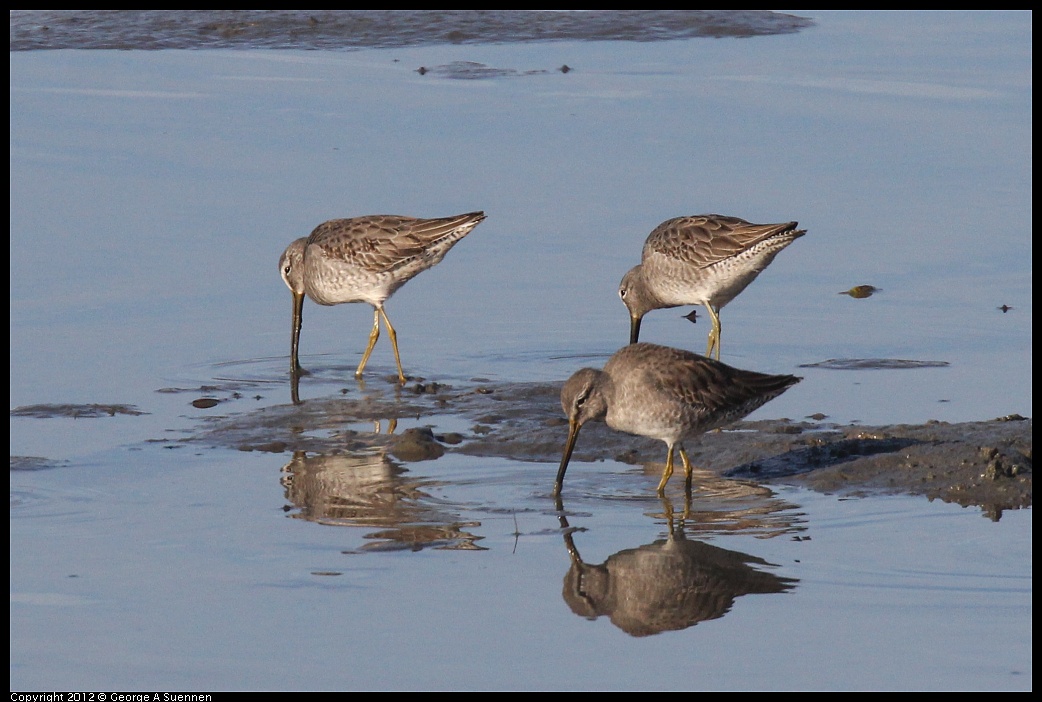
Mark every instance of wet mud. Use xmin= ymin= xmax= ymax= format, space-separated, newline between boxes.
xmin=158 ymin=376 xmax=1031 ymax=520
xmin=10 ymin=10 xmax=814 ymax=52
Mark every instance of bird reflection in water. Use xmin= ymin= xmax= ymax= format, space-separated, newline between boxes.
xmin=556 ymin=490 xmax=799 ymax=637
xmin=280 ymin=450 xmax=484 ymax=551
xmin=645 ymin=464 xmax=805 ymax=539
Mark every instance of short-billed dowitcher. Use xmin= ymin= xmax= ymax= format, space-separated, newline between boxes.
xmin=556 ymin=342 xmax=800 ymax=496
xmin=619 ymin=214 xmax=805 ymax=359
xmin=279 ymin=211 xmax=486 ymax=384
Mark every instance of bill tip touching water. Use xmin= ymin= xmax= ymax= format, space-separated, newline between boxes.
xmin=619 ymin=214 xmax=805 ymax=359
xmin=555 ymin=342 xmax=801 ymax=497
xmin=279 ymin=211 xmax=486 ymax=385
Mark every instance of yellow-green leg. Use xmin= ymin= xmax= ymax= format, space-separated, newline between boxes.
xmin=705 ymin=304 xmax=722 ymax=360
xmin=680 ymin=447 xmax=694 ymax=492
xmin=356 ymin=308 xmax=381 ymax=379
xmin=379 ymin=308 xmax=406 ymax=385
xmin=656 ymin=446 xmax=676 ymax=493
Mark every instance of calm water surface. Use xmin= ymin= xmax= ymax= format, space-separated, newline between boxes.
xmin=10 ymin=11 xmax=1032 ymax=691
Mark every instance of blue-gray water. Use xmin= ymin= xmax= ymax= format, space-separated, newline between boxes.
xmin=10 ymin=11 xmax=1032 ymax=691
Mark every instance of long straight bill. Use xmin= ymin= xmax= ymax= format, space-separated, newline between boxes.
xmin=291 ymin=290 xmax=304 ymax=374
xmin=554 ymin=419 xmax=582 ymax=495
xmin=629 ymin=315 xmax=642 ymax=345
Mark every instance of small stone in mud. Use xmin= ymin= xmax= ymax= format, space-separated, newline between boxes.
xmin=807 ymin=412 xmax=828 ymax=421
xmin=390 ymin=427 xmax=445 ymax=461
xmin=192 ymin=398 xmax=220 ymax=409
xmin=237 ymin=441 xmax=289 ymax=453
xmin=436 ymin=432 xmax=464 ymax=445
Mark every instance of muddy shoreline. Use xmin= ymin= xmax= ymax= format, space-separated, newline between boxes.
xmin=10 ymin=10 xmax=814 ymax=51
xmin=150 ymin=376 xmax=1033 ymax=520
xmin=12 ymin=375 xmax=1032 ymax=519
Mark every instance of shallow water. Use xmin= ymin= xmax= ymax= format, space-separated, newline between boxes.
xmin=9 ymin=11 xmax=1032 ymax=691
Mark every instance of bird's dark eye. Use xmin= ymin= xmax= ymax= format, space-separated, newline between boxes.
xmin=284 ymin=265 xmax=292 ymax=275
xmin=619 ymin=288 xmax=627 ymax=299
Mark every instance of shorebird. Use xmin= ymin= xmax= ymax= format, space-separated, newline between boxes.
xmin=556 ymin=342 xmax=800 ymax=496
xmin=279 ymin=211 xmax=486 ymax=384
xmin=619 ymin=214 xmax=806 ymax=359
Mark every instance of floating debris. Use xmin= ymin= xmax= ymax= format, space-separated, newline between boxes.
xmin=839 ymin=285 xmax=881 ymax=299
xmin=191 ymin=398 xmax=221 ymax=409
xmin=412 ymin=60 xmax=555 ymax=79
xmin=682 ymin=309 xmax=699 ymax=324
xmin=798 ymin=358 xmax=950 ymax=370
xmin=998 ymin=304 xmax=1013 ymax=313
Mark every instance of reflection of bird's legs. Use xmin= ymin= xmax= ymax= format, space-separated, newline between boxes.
xmin=656 ymin=445 xmax=676 ymax=493
xmin=705 ymin=304 xmax=722 ymax=359
xmin=379 ymin=308 xmax=406 ymax=385
xmin=356 ymin=308 xmax=381 ymax=379
xmin=661 ymin=493 xmax=677 ymax=536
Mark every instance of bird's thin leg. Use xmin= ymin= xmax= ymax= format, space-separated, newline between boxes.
xmin=656 ymin=445 xmax=675 ymax=493
xmin=379 ymin=308 xmax=406 ymax=385
xmin=680 ymin=446 xmax=694 ymax=493
xmin=356 ymin=308 xmax=381 ymax=379
xmin=705 ymin=304 xmax=722 ymax=360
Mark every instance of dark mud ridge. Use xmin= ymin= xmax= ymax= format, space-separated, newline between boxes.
xmin=11 ymin=11 xmax=813 ymax=52
xmin=175 ymin=377 xmax=1031 ymax=520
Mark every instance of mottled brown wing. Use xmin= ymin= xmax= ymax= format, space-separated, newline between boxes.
xmin=642 ymin=215 xmax=800 ymax=269
xmin=307 ymin=212 xmax=484 ymax=274
xmin=643 ymin=346 xmax=798 ymax=424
